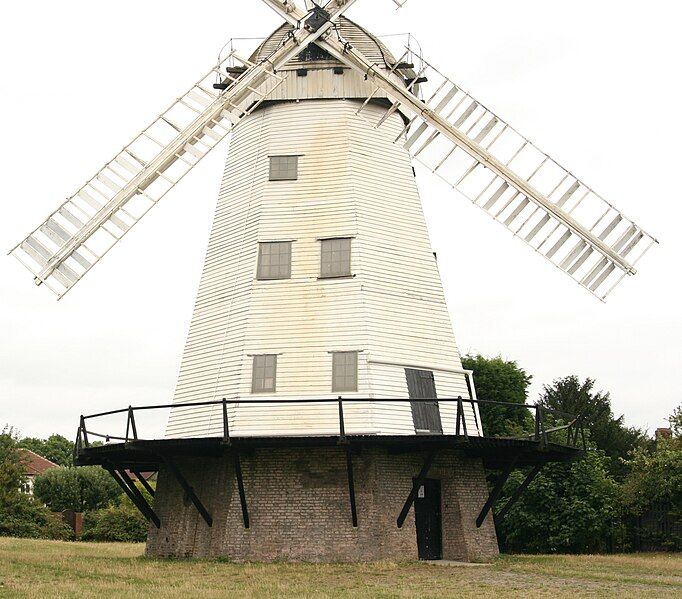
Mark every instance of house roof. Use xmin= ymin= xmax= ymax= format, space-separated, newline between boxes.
xmin=19 ymin=449 xmax=60 ymax=476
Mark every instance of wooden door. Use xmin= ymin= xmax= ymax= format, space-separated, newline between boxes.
xmin=405 ymin=368 xmax=443 ymax=433
xmin=414 ymin=478 xmax=442 ymax=560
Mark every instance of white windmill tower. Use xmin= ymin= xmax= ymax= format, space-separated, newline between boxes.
xmin=11 ymin=0 xmax=656 ymax=562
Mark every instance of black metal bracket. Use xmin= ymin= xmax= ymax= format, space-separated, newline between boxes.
xmin=476 ymin=456 xmax=519 ymax=528
xmin=397 ymin=450 xmax=437 ymax=528
xmin=494 ymin=463 xmax=543 ymax=524
xmin=455 ymin=396 xmax=469 ymax=439
xmin=104 ymin=464 xmax=160 ymax=528
xmin=132 ymin=470 xmax=155 ymax=497
xmin=233 ymin=450 xmax=249 ymax=529
xmin=345 ymin=445 xmax=358 ymax=527
xmin=337 ymin=397 xmax=357 ymax=527
xmin=162 ymin=456 xmax=213 ymax=527
xmin=125 ymin=406 xmax=138 ymax=442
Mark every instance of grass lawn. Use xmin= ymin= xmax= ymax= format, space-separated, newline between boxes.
xmin=0 ymin=538 xmax=679 ymax=598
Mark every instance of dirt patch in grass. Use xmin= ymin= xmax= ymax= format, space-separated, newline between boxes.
xmin=0 ymin=538 xmax=679 ymax=598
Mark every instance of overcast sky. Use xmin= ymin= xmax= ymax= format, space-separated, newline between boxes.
xmin=1 ymin=0 xmax=679 ymax=440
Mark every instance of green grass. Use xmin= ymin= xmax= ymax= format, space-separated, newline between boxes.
xmin=0 ymin=538 xmax=680 ymax=598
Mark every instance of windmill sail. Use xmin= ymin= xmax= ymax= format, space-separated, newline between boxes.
xmin=11 ymin=0 xmax=358 ymax=298
xmin=318 ymin=39 xmax=657 ymax=300
xmin=10 ymin=53 xmax=284 ymax=298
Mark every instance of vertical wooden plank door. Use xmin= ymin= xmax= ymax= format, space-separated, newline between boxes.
xmin=405 ymin=368 xmax=443 ymax=434
xmin=414 ymin=478 xmax=443 ymax=560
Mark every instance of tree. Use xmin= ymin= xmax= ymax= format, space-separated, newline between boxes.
xmin=0 ymin=427 xmax=27 ymax=500
xmin=33 ymin=466 xmax=120 ymax=512
xmin=540 ymin=376 xmax=647 ymax=478
xmin=461 ymin=354 xmax=534 ymax=437
xmin=668 ymin=401 xmax=681 ymax=436
xmin=19 ymin=434 xmax=74 ymax=467
xmin=0 ymin=427 xmax=73 ymax=540
xmin=498 ymin=450 xmax=623 ymax=553
xmin=622 ymin=404 xmax=682 ymax=550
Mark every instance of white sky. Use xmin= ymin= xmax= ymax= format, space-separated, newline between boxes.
xmin=1 ymin=0 xmax=679 ymax=440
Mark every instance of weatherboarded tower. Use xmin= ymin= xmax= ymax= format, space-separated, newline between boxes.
xmin=149 ymin=19 xmax=496 ymax=561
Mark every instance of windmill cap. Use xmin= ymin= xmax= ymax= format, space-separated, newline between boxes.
xmin=250 ymin=16 xmax=416 ymax=81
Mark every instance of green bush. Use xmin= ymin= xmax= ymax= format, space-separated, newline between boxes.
xmin=498 ymin=449 xmax=623 ymax=553
xmin=622 ymin=431 xmax=682 ymax=550
xmin=461 ymin=354 xmax=534 ymax=437
xmin=82 ymin=500 xmax=148 ymax=542
xmin=0 ymin=493 xmax=74 ymax=540
xmin=33 ymin=466 xmax=120 ymax=512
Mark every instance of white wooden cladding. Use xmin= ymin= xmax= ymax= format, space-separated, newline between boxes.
xmin=322 ymin=44 xmax=658 ymax=301
xmin=11 ymin=51 xmax=283 ymax=298
xmin=165 ymin=100 xmax=480 ymax=439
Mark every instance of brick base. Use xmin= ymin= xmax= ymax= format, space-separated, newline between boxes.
xmin=145 ymin=447 xmax=498 ymax=562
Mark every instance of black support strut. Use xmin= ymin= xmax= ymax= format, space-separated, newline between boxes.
xmin=162 ymin=456 xmax=213 ymax=527
xmin=476 ymin=456 xmax=518 ymax=528
xmin=345 ymin=445 xmax=358 ymax=527
xmin=104 ymin=465 xmax=160 ymax=528
xmin=397 ymin=450 xmax=437 ymax=528
xmin=132 ymin=470 xmax=155 ymax=497
xmin=494 ymin=463 xmax=543 ymax=524
xmin=233 ymin=451 xmax=249 ymax=529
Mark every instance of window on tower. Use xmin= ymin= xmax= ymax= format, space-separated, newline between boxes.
xmin=332 ymin=351 xmax=358 ymax=393
xmin=252 ymin=354 xmax=277 ymax=393
xmin=319 ymin=238 xmax=352 ymax=278
xmin=269 ymin=155 xmax=298 ymax=181
xmin=257 ymin=241 xmax=292 ymax=280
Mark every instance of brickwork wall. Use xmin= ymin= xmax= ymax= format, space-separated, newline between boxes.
xmin=145 ymin=447 xmax=499 ymax=562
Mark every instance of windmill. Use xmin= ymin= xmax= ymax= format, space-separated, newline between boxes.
xmin=11 ymin=0 xmax=655 ymax=562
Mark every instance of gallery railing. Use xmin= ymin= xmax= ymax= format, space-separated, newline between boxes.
xmin=74 ymin=396 xmax=586 ymax=458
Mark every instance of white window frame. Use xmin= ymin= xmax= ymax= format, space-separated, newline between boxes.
xmin=269 ymin=155 xmax=299 ymax=181
xmin=251 ymin=354 xmax=277 ymax=393
xmin=320 ymin=237 xmax=352 ymax=279
xmin=332 ymin=351 xmax=358 ymax=393
xmin=257 ymin=241 xmax=292 ymax=280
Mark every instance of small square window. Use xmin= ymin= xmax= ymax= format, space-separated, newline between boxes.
xmin=257 ymin=242 xmax=291 ymax=280
xmin=269 ymin=155 xmax=298 ymax=181
xmin=332 ymin=351 xmax=358 ymax=393
xmin=320 ymin=238 xmax=351 ymax=278
xmin=252 ymin=354 xmax=277 ymax=393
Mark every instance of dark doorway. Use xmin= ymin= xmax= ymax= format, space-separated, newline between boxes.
xmin=405 ymin=368 xmax=443 ymax=433
xmin=414 ymin=478 xmax=442 ymax=560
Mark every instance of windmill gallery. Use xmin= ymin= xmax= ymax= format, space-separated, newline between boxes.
xmin=10 ymin=1 xmax=656 ymax=561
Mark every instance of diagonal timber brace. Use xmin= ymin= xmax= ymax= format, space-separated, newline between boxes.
xmin=162 ymin=456 xmax=213 ymax=527
xmin=475 ymin=456 xmax=518 ymax=528
xmin=233 ymin=450 xmax=250 ymax=529
xmin=132 ymin=470 xmax=155 ymax=497
xmin=494 ymin=463 xmax=543 ymax=524
xmin=397 ymin=450 xmax=437 ymax=528
xmin=345 ymin=444 xmax=358 ymax=527
xmin=104 ymin=464 xmax=160 ymax=528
